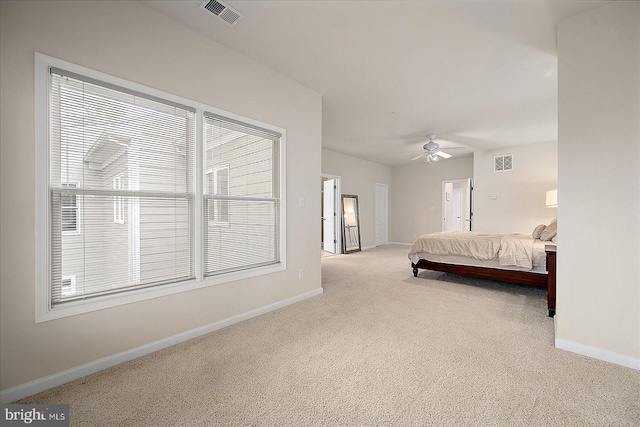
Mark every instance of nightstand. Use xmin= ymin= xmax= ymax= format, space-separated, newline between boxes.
xmin=545 ymin=245 xmax=557 ymax=317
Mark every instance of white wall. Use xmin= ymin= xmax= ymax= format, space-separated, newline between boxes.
xmin=391 ymin=156 xmax=473 ymax=244
xmin=0 ymin=0 xmax=322 ymax=392
xmin=321 ymin=149 xmax=392 ymax=249
xmin=473 ymin=141 xmax=558 ymax=233
xmin=556 ymin=2 xmax=639 ymax=365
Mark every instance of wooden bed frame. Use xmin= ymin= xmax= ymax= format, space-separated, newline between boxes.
xmin=412 ymin=250 xmax=556 ymax=317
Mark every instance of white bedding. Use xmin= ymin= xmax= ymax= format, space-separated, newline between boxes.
xmin=408 ymin=231 xmax=551 ymax=273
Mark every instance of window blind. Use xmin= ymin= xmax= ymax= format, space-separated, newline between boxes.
xmin=49 ymin=69 xmax=195 ymax=305
xmin=203 ymin=113 xmax=281 ymax=276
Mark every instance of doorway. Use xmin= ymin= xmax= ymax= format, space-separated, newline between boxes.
xmin=442 ymin=178 xmax=473 ymax=231
xmin=321 ymin=174 xmax=341 ymax=257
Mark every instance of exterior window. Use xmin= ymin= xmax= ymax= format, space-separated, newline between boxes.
xmin=207 ymin=166 xmax=229 ymax=225
xmin=61 ymin=183 xmax=79 ymax=233
xmin=61 ymin=275 xmax=76 ymax=298
xmin=46 ymin=63 xmax=195 ymax=308
xmin=36 ymin=54 xmax=285 ymax=321
xmin=203 ymin=114 xmax=281 ymax=277
xmin=113 ymin=174 xmax=125 ymax=224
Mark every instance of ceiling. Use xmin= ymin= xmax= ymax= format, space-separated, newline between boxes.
xmin=143 ymin=0 xmax=613 ymax=167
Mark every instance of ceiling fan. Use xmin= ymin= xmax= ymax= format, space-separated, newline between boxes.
xmin=412 ymin=134 xmax=461 ymax=163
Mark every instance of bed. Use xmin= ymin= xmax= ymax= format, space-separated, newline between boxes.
xmin=408 ymin=231 xmax=557 ymax=316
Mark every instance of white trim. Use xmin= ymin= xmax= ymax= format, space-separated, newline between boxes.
xmin=195 ymin=111 xmax=204 ymax=283
xmin=35 ymin=53 xmax=287 ymax=322
xmin=321 ymin=174 xmax=342 ymax=255
xmin=0 ymin=287 xmax=322 ymax=404
xmin=389 ymin=242 xmax=413 ymax=246
xmin=38 ymin=262 xmax=286 ymax=322
xmin=279 ymin=132 xmax=287 ymax=273
xmin=35 ymin=53 xmax=52 ymax=323
xmin=555 ymin=338 xmax=640 ymax=370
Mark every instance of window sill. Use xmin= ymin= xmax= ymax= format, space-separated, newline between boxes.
xmin=36 ymin=262 xmax=286 ymax=323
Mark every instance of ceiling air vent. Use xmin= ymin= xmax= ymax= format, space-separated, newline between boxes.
xmin=200 ymin=0 xmax=244 ymax=27
xmin=494 ymin=154 xmax=513 ymax=172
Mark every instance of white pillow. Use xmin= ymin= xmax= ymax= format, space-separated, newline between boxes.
xmin=540 ymin=219 xmax=557 ymax=241
xmin=532 ymin=224 xmax=546 ymax=239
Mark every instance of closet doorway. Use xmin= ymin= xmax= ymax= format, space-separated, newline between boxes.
xmin=442 ymin=178 xmax=473 ymax=231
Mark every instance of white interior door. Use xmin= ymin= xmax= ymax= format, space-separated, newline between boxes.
xmin=452 ymin=188 xmax=462 ymax=231
xmin=375 ymin=183 xmax=388 ymax=246
xmin=465 ymin=178 xmax=472 ymax=231
xmin=323 ymin=179 xmax=336 ymax=253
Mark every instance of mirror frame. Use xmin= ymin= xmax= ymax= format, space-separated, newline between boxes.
xmin=341 ymin=194 xmax=361 ymax=253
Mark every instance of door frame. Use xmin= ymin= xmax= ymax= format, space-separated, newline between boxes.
xmin=442 ymin=178 xmax=473 ymax=231
xmin=321 ymin=174 xmax=342 ymax=254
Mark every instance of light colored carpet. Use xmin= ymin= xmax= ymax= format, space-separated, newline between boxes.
xmin=19 ymin=245 xmax=640 ymax=426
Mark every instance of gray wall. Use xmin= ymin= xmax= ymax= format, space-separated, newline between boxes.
xmin=556 ymin=2 xmax=639 ymax=362
xmin=322 ymin=149 xmax=392 ymax=249
xmin=472 ymin=141 xmax=558 ymax=233
xmin=0 ymin=0 xmax=322 ymax=391
xmin=390 ymin=156 xmax=473 ymax=243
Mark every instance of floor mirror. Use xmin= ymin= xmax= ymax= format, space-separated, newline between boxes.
xmin=341 ymin=194 xmax=361 ymax=253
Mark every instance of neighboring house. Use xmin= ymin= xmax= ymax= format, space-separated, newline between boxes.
xmin=203 ymin=117 xmax=280 ymax=275
xmin=53 ymin=75 xmax=193 ymax=302
xmin=52 ymin=75 xmax=281 ymax=305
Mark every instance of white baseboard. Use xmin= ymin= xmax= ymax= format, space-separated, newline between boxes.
xmin=388 ymin=242 xmax=413 ymax=246
xmin=555 ymin=338 xmax=640 ymax=370
xmin=0 ymin=287 xmax=324 ymax=404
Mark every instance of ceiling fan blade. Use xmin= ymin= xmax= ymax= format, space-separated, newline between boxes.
xmin=411 ymin=152 xmax=428 ymax=160
xmin=436 ymin=151 xmax=452 ymax=159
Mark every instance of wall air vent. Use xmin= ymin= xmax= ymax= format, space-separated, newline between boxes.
xmin=494 ymin=154 xmax=513 ymax=172
xmin=200 ymin=0 xmax=244 ymax=27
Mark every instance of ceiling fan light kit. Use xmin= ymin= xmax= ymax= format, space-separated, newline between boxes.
xmin=413 ymin=134 xmax=456 ymax=164
xmin=426 ymin=153 xmax=439 ymax=163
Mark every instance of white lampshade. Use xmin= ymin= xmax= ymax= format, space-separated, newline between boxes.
xmin=546 ymin=189 xmax=557 ymax=207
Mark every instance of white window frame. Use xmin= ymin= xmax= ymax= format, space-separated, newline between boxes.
xmin=35 ymin=53 xmax=286 ymax=322
xmin=113 ymin=174 xmax=125 ymax=224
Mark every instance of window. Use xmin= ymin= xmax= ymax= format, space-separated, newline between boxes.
xmin=61 ymin=183 xmax=79 ymax=233
xmin=113 ymin=174 xmax=125 ymax=224
xmin=35 ymin=54 xmax=285 ymax=321
xmin=203 ymin=114 xmax=281 ymax=277
xmin=207 ymin=166 xmax=229 ymax=225
xmin=43 ymin=58 xmax=196 ymax=312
